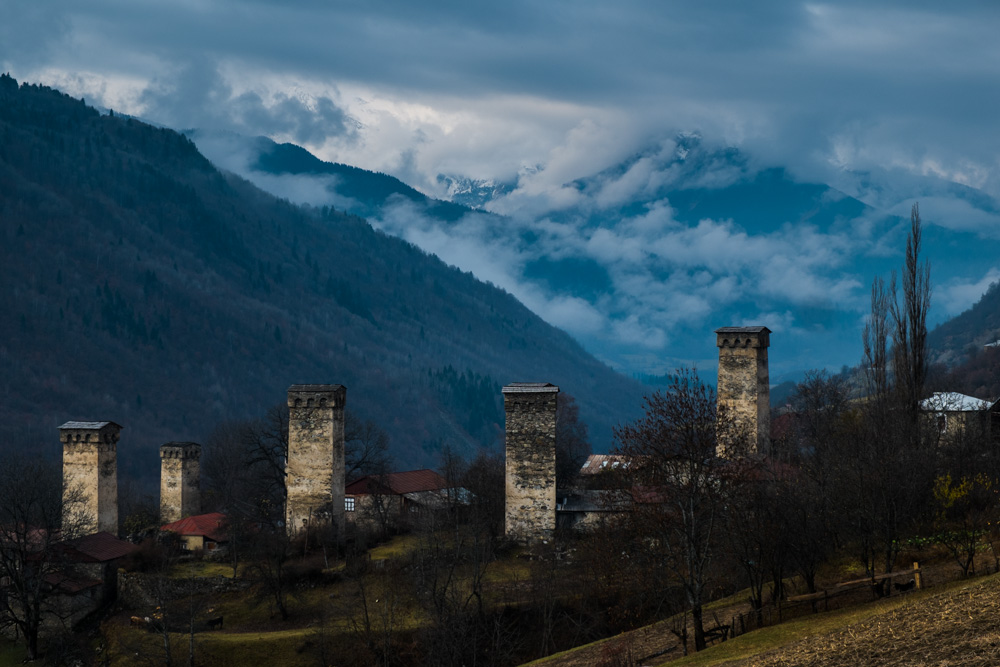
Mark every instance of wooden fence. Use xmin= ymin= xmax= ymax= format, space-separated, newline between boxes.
xmin=715 ymin=563 xmax=923 ymax=644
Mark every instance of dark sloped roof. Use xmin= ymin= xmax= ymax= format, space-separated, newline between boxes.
xmin=160 ymin=512 xmax=228 ymax=542
xmin=714 ymin=326 xmax=771 ymax=334
xmin=502 ymin=382 xmax=559 ymax=393
xmin=346 ymin=469 xmax=449 ymax=496
xmin=288 ymin=384 xmax=345 ymax=392
xmin=62 ymin=531 xmax=138 ymax=562
xmin=44 ymin=571 xmax=102 ymax=594
xmin=58 ymin=421 xmax=122 ymax=430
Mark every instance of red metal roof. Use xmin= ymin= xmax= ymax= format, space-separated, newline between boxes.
xmin=160 ymin=512 xmax=228 ymax=542
xmin=346 ymin=469 xmax=449 ymax=496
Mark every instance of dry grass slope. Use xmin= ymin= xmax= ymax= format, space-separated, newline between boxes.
xmin=694 ymin=574 xmax=1000 ymax=667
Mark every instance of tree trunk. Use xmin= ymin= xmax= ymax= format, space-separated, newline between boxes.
xmin=26 ymin=629 xmax=38 ymax=662
xmin=692 ymin=605 xmax=706 ymax=651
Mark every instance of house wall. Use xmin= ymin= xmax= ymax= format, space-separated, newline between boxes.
xmin=924 ymin=410 xmax=990 ymax=446
xmin=181 ymin=535 xmax=205 ymax=551
xmin=345 ymin=494 xmax=404 ymax=534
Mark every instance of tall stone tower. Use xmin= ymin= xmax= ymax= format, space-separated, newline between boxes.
xmin=715 ymin=326 xmax=771 ymax=456
xmin=159 ymin=442 xmax=201 ymax=524
xmin=503 ymin=382 xmax=559 ymax=544
xmin=285 ymin=384 xmax=346 ymax=537
xmin=59 ymin=421 xmax=121 ymax=536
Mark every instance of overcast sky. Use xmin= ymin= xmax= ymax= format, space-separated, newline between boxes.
xmin=6 ymin=1 xmax=1000 ymax=198
xmin=6 ymin=1 xmax=1000 ymax=375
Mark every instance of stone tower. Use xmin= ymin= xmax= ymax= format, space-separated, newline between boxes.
xmin=715 ymin=326 xmax=771 ymax=456
xmin=159 ymin=442 xmax=201 ymax=524
xmin=59 ymin=421 xmax=121 ymax=536
xmin=503 ymin=382 xmax=559 ymax=543
xmin=285 ymin=384 xmax=346 ymax=537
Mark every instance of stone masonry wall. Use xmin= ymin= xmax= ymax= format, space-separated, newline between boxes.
xmin=504 ymin=383 xmax=559 ymax=544
xmin=716 ymin=327 xmax=770 ymax=456
xmin=60 ymin=422 xmax=120 ymax=536
xmin=159 ymin=442 xmax=201 ymax=523
xmin=285 ymin=384 xmax=346 ymax=536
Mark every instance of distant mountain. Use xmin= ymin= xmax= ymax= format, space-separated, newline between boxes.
xmin=0 ymin=76 xmax=648 ymax=487
xmin=192 ymin=131 xmax=474 ymax=223
xmin=433 ymin=174 xmax=515 ymax=210
xmin=186 ymin=117 xmax=1000 ymax=399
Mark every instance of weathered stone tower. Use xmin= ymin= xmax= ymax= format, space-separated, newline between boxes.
xmin=715 ymin=326 xmax=771 ymax=456
xmin=159 ymin=442 xmax=201 ymax=524
xmin=285 ymin=384 xmax=346 ymax=537
xmin=59 ymin=421 xmax=120 ymax=536
xmin=503 ymin=382 xmax=559 ymax=543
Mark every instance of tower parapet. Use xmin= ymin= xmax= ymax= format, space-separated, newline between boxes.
xmin=285 ymin=384 xmax=346 ymax=537
xmin=503 ymin=383 xmax=559 ymax=544
xmin=715 ymin=326 xmax=771 ymax=456
xmin=59 ymin=421 xmax=121 ymax=536
xmin=159 ymin=442 xmax=201 ymax=524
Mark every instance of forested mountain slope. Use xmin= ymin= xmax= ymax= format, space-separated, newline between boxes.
xmin=0 ymin=76 xmax=645 ymax=484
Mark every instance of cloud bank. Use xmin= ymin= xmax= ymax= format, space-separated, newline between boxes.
xmin=6 ymin=0 xmax=1000 ymax=375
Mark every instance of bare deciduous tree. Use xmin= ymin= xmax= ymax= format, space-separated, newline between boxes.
xmin=613 ymin=369 xmax=746 ymax=651
xmin=0 ymin=453 xmax=89 ymax=661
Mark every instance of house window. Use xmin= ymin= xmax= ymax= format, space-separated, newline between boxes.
xmin=345 ymin=497 xmax=355 ymax=512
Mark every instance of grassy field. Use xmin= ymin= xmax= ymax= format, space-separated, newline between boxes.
xmin=51 ymin=534 xmax=1000 ymax=666
xmin=0 ymin=641 xmax=27 ymax=667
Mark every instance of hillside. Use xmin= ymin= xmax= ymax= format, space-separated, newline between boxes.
xmin=207 ymin=131 xmax=1000 ymax=380
xmin=0 ymin=75 xmax=646 ymax=485
xmin=689 ymin=574 xmax=1000 ymax=667
xmin=929 ymin=280 xmax=1000 ymax=365
xmin=247 ymin=136 xmax=472 ymax=222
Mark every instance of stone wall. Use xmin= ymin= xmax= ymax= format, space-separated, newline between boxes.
xmin=118 ymin=571 xmax=250 ymax=609
xmin=59 ymin=421 xmax=120 ymax=536
xmin=159 ymin=442 xmax=201 ymax=523
xmin=715 ymin=327 xmax=770 ymax=456
xmin=503 ymin=383 xmax=559 ymax=543
xmin=285 ymin=384 xmax=346 ymax=536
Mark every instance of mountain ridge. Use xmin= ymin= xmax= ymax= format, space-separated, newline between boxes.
xmin=0 ymin=75 xmax=646 ymax=486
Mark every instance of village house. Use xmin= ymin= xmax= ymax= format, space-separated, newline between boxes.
xmin=345 ymin=469 xmax=463 ymax=531
xmin=919 ymin=391 xmax=1000 ymax=445
xmin=160 ymin=512 xmax=228 ymax=554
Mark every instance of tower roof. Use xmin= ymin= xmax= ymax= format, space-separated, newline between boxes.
xmin=502 ymin=382 xmax=559 ymax=393
xmin=58 ymin=421 xmax=122 ymax=430
xmin=714 ymin=326 xmax=771 ymax=334
xmin=288 ymin=384 xmax=345 ymax=392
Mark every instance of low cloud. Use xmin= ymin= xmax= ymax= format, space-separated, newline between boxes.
xmin=138 ymin=59 xmax=358 ymax=148
xmin=937 ymin=269 xmax=1000 ymax=318
xmin=370 ymin=168 xmax=877 ymax=372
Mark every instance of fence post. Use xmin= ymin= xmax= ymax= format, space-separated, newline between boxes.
xmin=913 ymin=561 xmax=922 ymax=590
